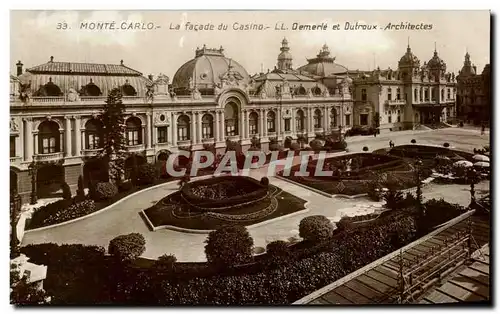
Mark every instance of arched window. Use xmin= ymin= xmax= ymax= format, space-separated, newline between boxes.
xmin=424 ymin=88 xmax=429 ymax=101
xmin=387 ymin=88 xmax=392 ymax=101
xmin=414 ymin=88 xmax=418 ymax=101
xmin=202 ymin=114 xmax=214 ymax=139
xmin=296 ymin=109 xmax=305 ymax=131
xmin=35 ymin=78 xmax=62 ymax=96
xmin=441 ymin=89 xmax=445 ymax=101
xmin=314 ymin=109 xmax=322 ymax=129
xmin=297 ymin=86 xmax=307 ymax=96
xmin=331 ymin=108 xmax=338 ymax=127
xmin=82 ymin=79 xmax=102 ymax=96
xmin=419 ymin=87 xmax=423 ymax=101
xmin=267 ymin=111 xmax=276 ymax=133
xmin=126 ymin=117 xmax=142 ymax=145
xmin=396 ymin=88 xmax=401 ymax=100
xmin=85 ymin=119 xmax=104 ymax=150
xmin=447 ymin=88 xmax=451 ymax=100
xmin=177 ymin=115 xmax=190 ymax=141
xmin=38 ymin=121 xmax=60 ymax=154
xmin=249 ymin=112 xmax=259 ymax=135
xmin=224 ymin=102 xmax=239 ymax=136
xmin=121 ymin=81 xmax=137 ymax=96
xmin=312 ymin=86 xmax=322 ymax=96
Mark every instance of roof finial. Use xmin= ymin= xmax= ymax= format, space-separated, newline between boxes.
xmin=120 ymin=60 xmax=124 ymax=65
xmin=434 ymin=41 xmax=437 ymax=52
xmin=407 ymin=36 xmax=410 ymax=48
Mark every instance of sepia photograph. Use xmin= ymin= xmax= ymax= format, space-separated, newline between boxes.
xmin=9 ymin=9 xmax=491 ymax=306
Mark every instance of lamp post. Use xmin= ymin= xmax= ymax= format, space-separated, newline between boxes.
xmin=467 ymin=167 xmax=478 ymax=206
xmin=415 ymin=158 xmax=423 ymax=210
xmin=10 ymin=189 xmax=21 ymax=258
xmin=28 ymin=162 xmax=38 ymax=205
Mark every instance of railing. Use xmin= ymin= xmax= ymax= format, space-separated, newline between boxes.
xmin=125 ymin=144 xmax=145 ymax=153
xmin=81 ymin=148 xmax=103 ymax=157
xmin=10 ymin=156 xmax=21 ymax=163
xmin=266 ymin=132 xmax=277 ymax=137
xmin=225 ymin=135 xmax=241 ymax=142
xmin=201 ymin=137 xmax=215 ymax=144
xmin=31 ymin=97 xmax=65 ymax=103
xmin=385 ymin=99 xmax=407 ymax=106
xmin=176 ymin=140 xmax=192 ymax=147
xmin=33 ymin=152 xmax=64 ymax=162
xmin=314 ymin=128 xmax=324 ymax=133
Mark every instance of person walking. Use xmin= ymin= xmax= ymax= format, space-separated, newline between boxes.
xmin=481 ymin=124 xmax=486 ymax=135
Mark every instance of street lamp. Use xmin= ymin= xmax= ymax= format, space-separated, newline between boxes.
xmin=27 ymin=162 xmax=38 ymax=205
xmin=415 ymin=158 xmax=424 ymax=210
xmin=467 ymin=167 xmax=478 ymax=205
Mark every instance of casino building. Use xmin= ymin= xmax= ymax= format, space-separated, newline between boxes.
xmin=10 ymin=39 xmax=354 ymax=202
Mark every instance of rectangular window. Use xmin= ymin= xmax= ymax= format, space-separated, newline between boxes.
xmin=388 ymin=90 xmax=392 ymax=101
xmin=296 ymin=119 xmax=304 ymax=132
xmin=157 ymin=127 xmax=168 ymax=143
xmin=360 ymin=114 xmax=368 ymax=126
xmin=87 ymin=134 xmax=101 ymax=149
xmin=42 ymin=137 xmax=57 ymax=154
xmin=202 ymin=124 xmax=212 ymax=139
xmin=397 ymin=115 xmax=401 ymax=123
xmin=284 ymin=118 xmax=291 ymax=132
xmin=267 ymin=120 xmax=275 ymax=133
xmin=10 ymin=136 xmax=15 ymax=157
xmin=388 ymin=115 xmax=392 ymax=123
xmin=361 ymin=89 xmax=367 ymax=101
xmin=397 ymin=89 xmax=401 ymax=100
xmin=345 ymin=114 xmax=351 ymax=126
xmin=226 ymin=124 xmax=236 ymax=136
xmin=314 ymin=117 xmax=321 ymax=129
xmin=447 ymin=88 xmax=451 ymax=100
xmin=178 ymin=126 xmax=189 ymax=141
xmin=249 ymin=121 xmax=258 ymax=135
xmin=127 ymin=130 xmax=139 ymax=146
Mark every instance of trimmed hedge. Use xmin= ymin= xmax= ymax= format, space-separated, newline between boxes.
xmin=108 ymin=233 xmax=146 ymax=263
xmin=204 ymin=225 xmax=254 ymax=268
xmin=134 ymin=163 xmax=159 ymax=186
xmin=299 ymin=215 xmax=334 ymax=242
xmin=28 ymin=199 xmax=96 ymax=229
xmin=92 ymin=182 xmax=118 ymax=201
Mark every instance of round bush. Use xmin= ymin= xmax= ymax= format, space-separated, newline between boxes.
xmin=155 ymin=254 xmax=177 ymax=272
xmin=260 ymin=177 xmax=269 ymax=187
xmin=309 ymin=139 xmax=323 ymax=151
xmin=290 ymin=143 xmax=300 ymax=151
xmin=265 ymin=240 xmax=292 ymax=268
xmin=363 ymin=146 xmax=369 ymax=152
xmin=443 ymin=142 xmax=450 ymax=148
xmin=135 ymin=163 xmax=158 ymax=186
xmin=92 ymin=182 xmax=118 ymax=201
xmin=411 ymin=139 xmax=416 ymax=144
xmin=204 ymin=225 xmax=254 ymax=267
xmin=118 ymin=180 xmax=133 ymax=192
xmin=108 ymin=233 xmax=146 ymax=263
xmin=299 ymin=215 xmax=334 ymax=242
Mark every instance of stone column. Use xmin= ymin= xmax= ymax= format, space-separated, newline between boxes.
xmin=220 ymin=111 xmax=226 ymax=141
xmin=263 ymin=109 xmax=268 ymax=137
xmin=324 ymin=106 xmax=329 ymax=131
xmin=74 ymin=116 xmax=81 ymax=156
xmin=171 ymin=112 xmax=178 ymax=146
xmin=34 ymin=132 xmax=39 ymax=156
xmin=291 ymin=108 xmax=296 ymax=134
xmin=259 ymin=109 xmax=264 ymax=136
xmin=24 ymin=118 xmax=33 ymax=162
xmin=59 ymin=130 xmax=64 ymax=153
xmin=64 ymin=116 xmax=72 ymax=157
xmin=190 ymin=113 xmax=196 ymax=144
xmin=214 ymin=111 xmax=220 ymax=142
xmin=243 ymin=110 xmax=249 ymax=139
xmin=146 ymin=113 xmax=152 ymax=149
xmin=197 ymin=112 xmax=203 ymax=143
xmin=304 ymin=108 xmax=309 ymax=133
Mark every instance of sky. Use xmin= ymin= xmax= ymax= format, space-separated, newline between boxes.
xmin=10 ymin=10 xmax=491 ymax=79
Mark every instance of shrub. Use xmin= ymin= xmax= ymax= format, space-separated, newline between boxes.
xmin=204 ymin=225 xmax=254 ymax=267
xmin=309 ymin=139 xmax=323 ymax=151
xmin=383 ymin=189 xmax=405 ymax=210
xmin=62 ymin=182 xmax=72 ymax=200
xmin=363 ymin=146 xmax=369 ymax=152
xmin=331 ymin=140 xmax=347 ymax=151
xmin=367 ymin=183 xmax=382 ymax=201
xmin=336 ymin=217 xmax=354 ymax=230
xmin=265 ymin=240 xmax=292 ymax=268
xmin=76 ymin=176 xmax=85 ymax=199
xmin=118 ymin=180 xmax=133 ymax=192
xmin=260 ymin=177 xmax=269 ymax=187
xmin=411 ymin=139 xmax=416 ymax=144
xmin=135 ymin=163 xmax=158 ymax=186
xmin=108 ymin=233 xmax=146 ymax=263
xmin=92 ymin=182 xmax=118 ymax=201
xmin=155 ymin=254 xmax=177 ymax=272
xmin=443 ymin=142 xmax=450 ymax=148
xmin=299 ymin=215 xmax=334 ymax=242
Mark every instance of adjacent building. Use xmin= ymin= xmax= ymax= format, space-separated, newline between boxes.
xmin=456 ymin=52 xmax=491 ymax=125
xmin=10 ymin=39 xmax=354 ymax=202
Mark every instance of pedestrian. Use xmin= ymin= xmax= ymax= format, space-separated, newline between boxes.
xmin=389 ymin=140 xmax=394 ymax=148
xmin=481 ymin=124 xmax=485 ymax=135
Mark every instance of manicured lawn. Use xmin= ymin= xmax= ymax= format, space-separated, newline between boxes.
xmin=143 ymin=185 xmax=307 ymax=230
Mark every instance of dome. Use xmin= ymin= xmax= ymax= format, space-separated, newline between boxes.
xmin=278 ymin=51 xmax=293 ymax=60
xmin=398 ymin=46 xmax=420 ymax=68
xmin=427 ymin=50 xmax=446 ymax=71
xmin=172 ymin=45 xmax=250 ymax=92
xmin=297 ymin=44 xmax=348 ymax=77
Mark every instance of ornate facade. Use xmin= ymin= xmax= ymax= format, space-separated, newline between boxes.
xmin=456 ymin=52 xmax=490 ymax=124
xmin=10 ymin=40 xmax=354 ymax=202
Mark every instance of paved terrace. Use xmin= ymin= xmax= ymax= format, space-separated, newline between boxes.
xmin=21 ymin=128 xmax=490 ymax=262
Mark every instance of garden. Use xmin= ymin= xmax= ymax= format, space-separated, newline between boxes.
xmin=18 ymin=189 xmax=478 ymax=305
xmin=143 ymin=176 xmax=307 ymax=230
xmin=279 ymin=152 xmax=429 ymax=196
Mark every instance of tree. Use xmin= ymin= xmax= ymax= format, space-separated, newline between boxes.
xmin=10 ymin=265 xmax=50 ymax=305
xmin=99 ymin=88 xmax=127 ymax=184
xmin=265 ymin=240 xmax=292 ymax=268
xmin=372 ymin=112 xmax=381 ymax=129
xmin=204 ymin=225 xmax=254 ymax=268
xmin=155 ymin=254 xmax=177 ymax=273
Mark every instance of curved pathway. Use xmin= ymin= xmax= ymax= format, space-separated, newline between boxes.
xmin=21 ymin=128 xmax=490 ymax=262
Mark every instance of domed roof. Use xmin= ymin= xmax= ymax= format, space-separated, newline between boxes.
xmin=172 ymin=45 xmax=250 ymax=91
xmin=427 ymin=50 xmax=446 ymax=71
xmin=297 ymin=44 xmax=348 ymax=77
xmin=398 ymin=45 xmax=420 ymax=68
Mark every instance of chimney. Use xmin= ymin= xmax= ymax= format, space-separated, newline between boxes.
xmin=473 ymin=65 xmax=477 ymax=73
xmin=16 ymin=61 xmax=23 ymax=76
xmin=50 ymin=56 xmax=54 ymax=62
xmin=120 ymin=60 xmax=124 ymax=65
xmin=148 ymin=74 xmax=153 ymax=81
